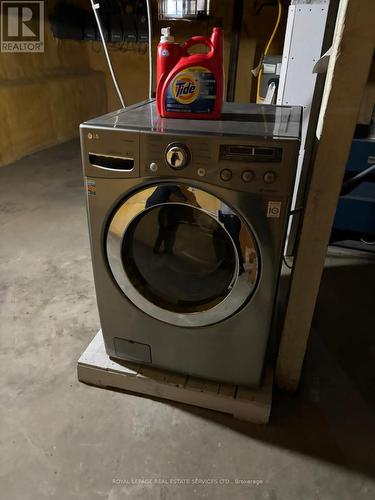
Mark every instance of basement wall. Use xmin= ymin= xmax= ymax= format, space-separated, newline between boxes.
xmin=0 ymin=0 xmax=286 ymax=167
xmin=0 ymin=15 xmax=107 ymax=167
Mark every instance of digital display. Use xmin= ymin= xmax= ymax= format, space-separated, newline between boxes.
xmin=219 ymin=145 xmax=282 ymax=163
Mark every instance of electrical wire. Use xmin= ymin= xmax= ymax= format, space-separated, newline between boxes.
xmin=282 ymin=206 xmax=302 ymax=269
xmin=256 ymin=0 xmax=282 ymax=103
xmin=283 ymin=255 xmax=293 ymax=270
xmin=340 ymin=164 xmax=375 ymax=196
xmin=290 ymin=207 xmax=303 ymax=215
xmin=90 ymin=0 xmax=126 ymax=108
xmin=145 ymin=0 xmax=154 ymax=99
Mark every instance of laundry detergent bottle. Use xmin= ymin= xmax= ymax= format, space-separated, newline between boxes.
xmin=156 ymin=27 xmax=224 ymax=119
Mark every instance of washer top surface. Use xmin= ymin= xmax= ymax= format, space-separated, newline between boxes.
xmin=83 ymin=100 xmax=302 ymax=140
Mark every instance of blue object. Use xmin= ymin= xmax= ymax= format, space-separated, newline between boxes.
xmin=333 ymin=138 xmax=375 ymax=236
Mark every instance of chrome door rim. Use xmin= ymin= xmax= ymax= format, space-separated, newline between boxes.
xmin=106 ymin=184 xmax=259 ymax=327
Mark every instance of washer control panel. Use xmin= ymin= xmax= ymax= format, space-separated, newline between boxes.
xmin=143 ymin=134 xmax=295 ymax=194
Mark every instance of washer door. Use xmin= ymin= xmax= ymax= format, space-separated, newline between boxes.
xmin=107 ymin=183 xmax=259 ymax=327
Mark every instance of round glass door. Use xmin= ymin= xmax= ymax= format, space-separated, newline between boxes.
xmin=107 ymin=184 xmax=259 ymax=327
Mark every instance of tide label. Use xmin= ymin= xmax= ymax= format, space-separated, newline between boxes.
xmin=166 ymin=66 xmax=216 ymax=114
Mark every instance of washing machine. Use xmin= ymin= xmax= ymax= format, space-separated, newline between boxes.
xmin=80 ymin=100 xmax=301 ymax=387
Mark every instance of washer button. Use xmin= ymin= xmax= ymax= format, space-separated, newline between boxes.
xmin=197 ymin=168 xmax=206 ymax=177
xmin=220 ymin=169 xmax=232 ymax=181
xmin=264 ymin=171 xmax=277 ymax=184
xmin=241 ymin=170 xmax=255 ymax=182
xmin=149 ymin=162 xmax=158 ymax=172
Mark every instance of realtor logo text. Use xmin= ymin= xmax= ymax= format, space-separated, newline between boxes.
xmin=1 ymin=1 xmax=44 ymax=52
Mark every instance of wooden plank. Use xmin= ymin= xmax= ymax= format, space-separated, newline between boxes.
xmin=234 ymin=367 xmax=273 ymax=422
xmin=275 ymin=0 xmax=375 ymax=391
xmin=185 ymin=377 xmax=220 ymax=394
xmin=78 ymin=331 xmax=273 ymax=424
xmin=218 ymin=383 xmax=236 ymax=399
xmin=137 ymin=366 xmax=187 ymax=388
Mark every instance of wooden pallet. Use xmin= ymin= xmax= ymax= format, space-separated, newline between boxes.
xmin=77 ymin=331 xmax=273 ymax=424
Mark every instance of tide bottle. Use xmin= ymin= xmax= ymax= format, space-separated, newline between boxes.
xmin=156 ymin=27 xmax=224 ymax=120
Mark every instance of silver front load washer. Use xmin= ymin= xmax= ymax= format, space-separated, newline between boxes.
xmin=80 ymin=100 xmax=301 ymax=387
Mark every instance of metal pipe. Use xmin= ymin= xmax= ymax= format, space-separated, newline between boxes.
xmin=90 ymin=0 xmax=126 ymax=108
xmin=227 ymin=0 xmax=244 ymax=101
xmin=145 ymin=0 xmax=154 ymax=99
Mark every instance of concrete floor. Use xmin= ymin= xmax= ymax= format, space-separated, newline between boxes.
xmin=1 ymin=140 xmax=375 ymax=500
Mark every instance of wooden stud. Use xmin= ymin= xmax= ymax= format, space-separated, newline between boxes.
xmin=276 ymin=0 xmax=375 ymax=391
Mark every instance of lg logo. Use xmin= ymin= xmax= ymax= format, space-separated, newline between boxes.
xmin=1 ymin=1 xmax=44 ymax=52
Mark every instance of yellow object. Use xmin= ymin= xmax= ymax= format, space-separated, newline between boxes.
xmin=256 ymin=0 xmax=283 ymax=103
xmin=0 ymin=23 xmax=107 ymax=167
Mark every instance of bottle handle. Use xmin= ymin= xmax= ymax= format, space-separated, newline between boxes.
xmin=182 ymin=36 xmax=214 ymax=56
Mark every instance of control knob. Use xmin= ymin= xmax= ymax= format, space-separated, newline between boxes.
xmin=263 ymin=171 xmax=277 ymax=184
xmin=241 ymin=170 xmax=255 ymax=182
xmin=220 ymin=169 xmax=232 ymax=181
xmin=165 ymin=143 xmax=190 ymax=169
